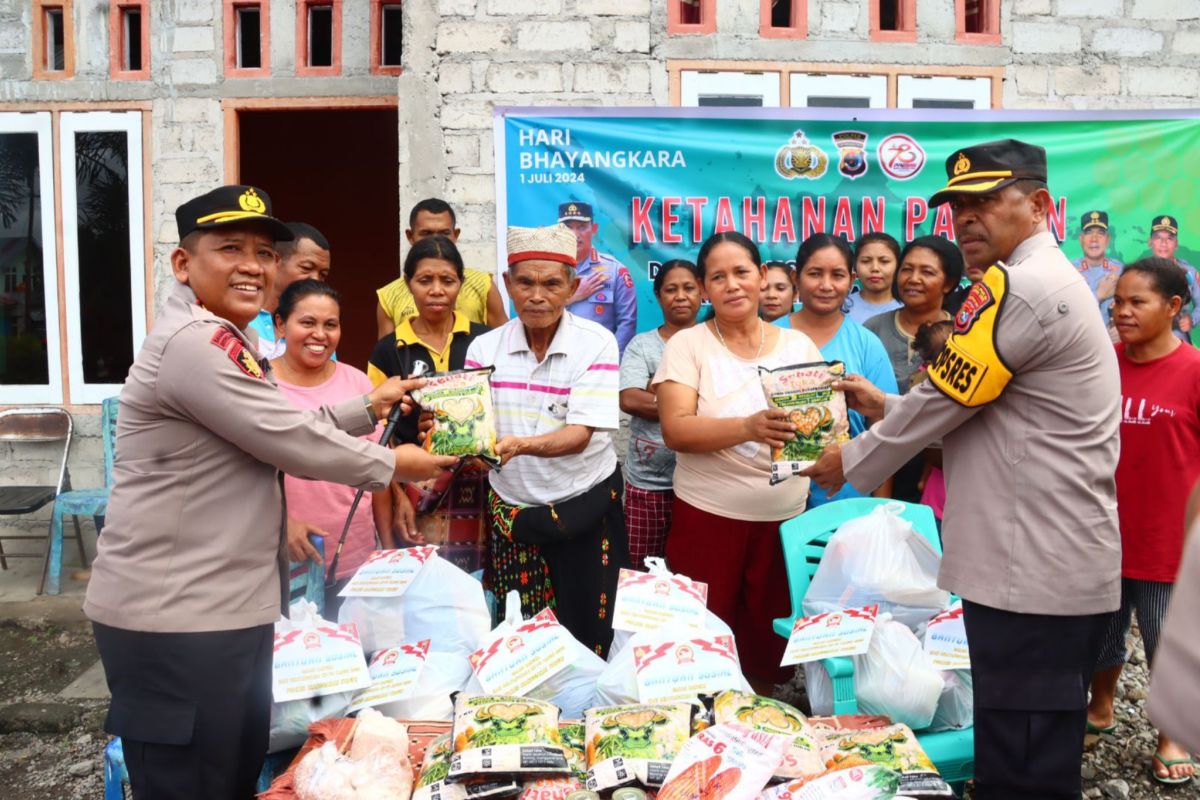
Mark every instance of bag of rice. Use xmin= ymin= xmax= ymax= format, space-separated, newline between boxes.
xmin=711 ymin=691 xmax=824 ymax=782
xmin=412 ymin=367 xmax=500 ymax=467
xmin=657 ymin=723 xmax=788 ymax=800
xmin=448 ymin=695 xmax=571 ymax=783
xmin=758 ymin=361 xmax=850 ymax=485
xmin=584 ymin=703 xmax=693 ymax=791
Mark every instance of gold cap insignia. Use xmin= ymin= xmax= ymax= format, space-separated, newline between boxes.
xmin=1161 ymin=216 xmax=1171 ymax=226
xmin=239 ymin=188 xmax=266 ymax=214
xmin=953 ymin=153 xmax=971 ymax=176
xmin=1090 ymin=212 xmax=1100 ymax=222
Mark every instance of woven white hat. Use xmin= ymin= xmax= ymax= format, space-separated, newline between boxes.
xmin=506 ymin=224 xmax=577 ymax=267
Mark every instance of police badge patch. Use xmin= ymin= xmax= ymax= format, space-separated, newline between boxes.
xmin=954 ymin=281 xmax=995 ymax=335
xmin=774 ymin=130 xmax=829 ymax=180
xmin=833 ymin=131 xmax=869 ymax=180
xmin=210 ymin=327 xmax=265 ymax=380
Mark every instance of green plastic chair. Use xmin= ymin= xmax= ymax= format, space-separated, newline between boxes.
xmin=773 ymin=498 xmax=974 ymax=795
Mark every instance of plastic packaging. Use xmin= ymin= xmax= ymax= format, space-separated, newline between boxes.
xmin=657 ymin=723 xmax=788 ymax=800
xmin=759 ymin=360 xmax=851 ymax=484
xmin=820 ymin=723 xmax=954 ymax=799
xmin=711 ymin=691 xmax=824 ymax=782
xmin=927 ymin=669 xmax=973 ymax=732
xmin=802 ymin=503 xmax=949 ymax=631
xmin=412 ymin=367 xmax=500 ymax=466
xmin=584 ymin=703 xmax=693 ymax=791
xmin=448 ymin=694 xmax=571 ymax=783
xmin=339 ymin=552 xmax=491 ymax=658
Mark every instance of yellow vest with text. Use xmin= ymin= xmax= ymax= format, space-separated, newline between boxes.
xmin=929 ymin=265 xmax=1014 ymax=407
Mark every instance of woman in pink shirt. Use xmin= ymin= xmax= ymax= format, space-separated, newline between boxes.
xmin=271 ymin=280 xmax=393 ymax=613
xmin=1087 ymin=258 xmax=1200 ymax=784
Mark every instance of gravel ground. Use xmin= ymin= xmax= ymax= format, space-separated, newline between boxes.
xmin=0 ymin=620 xmax=1192 ymax=798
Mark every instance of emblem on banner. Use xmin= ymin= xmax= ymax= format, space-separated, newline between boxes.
xmin=774 ymin=130 xmax=829 ymax=180
xmin=877 ymin=133 xmax=926 ymax=181
xmin=833 ymin=131 xmax=869 ymax=180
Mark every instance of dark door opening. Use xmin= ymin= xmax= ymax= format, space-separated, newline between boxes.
xmin=238 ymin=107 xmax=399 ymax=369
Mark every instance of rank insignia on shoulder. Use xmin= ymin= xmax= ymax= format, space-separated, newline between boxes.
xmin=621 ymin=268 xmax=634 ymax=289
xmin=210 ymin=327 xmax=266 ymax=380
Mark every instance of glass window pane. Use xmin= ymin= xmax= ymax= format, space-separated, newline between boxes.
xmin=771 ymin=0 xmax=792 ymax=27
xmin=912 ymin=99 xmax=976 ymax=109
xmin=807 ymin=96 xmax=872 ymax=108
xmin=382 ymin=6 xmax=403 ymax=66
xmin=0 ymin=133 xmax=50 ymax=385
xmin=309 ymin=5 xmax=333 ymax=67
xmin=698 ymin=96 xmax=763 ymax=107
xmin=47 ymin=8 xmax=65 ymax=71
xmin=73 ymin=131 xmax=134 ymax=385
xmin=238 ymin=7 xmax=262 ymax=69
xmin=124 ymin=9 xmax=143 ymax=71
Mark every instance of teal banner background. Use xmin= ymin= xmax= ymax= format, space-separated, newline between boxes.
xmin=496 ymin=109 xmax=1200 ymax=332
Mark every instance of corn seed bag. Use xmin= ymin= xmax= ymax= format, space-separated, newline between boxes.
xmin=449 ymin=695 xmax=571 ymax=783
xmin=758 ymin=361 xmax=850 ymax=485
xmin=413 ymin=368 xmax=500 ymax=467
xmin=585 ymin=703 xmax=693 ymax=791
xmin=711 ymin=691 xmax=823 ymax=783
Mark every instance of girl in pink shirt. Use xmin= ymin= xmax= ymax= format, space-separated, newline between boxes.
xmin=271 ymin=280 xmax=393 ymax=612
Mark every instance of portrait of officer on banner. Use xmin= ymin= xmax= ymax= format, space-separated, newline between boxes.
xmin=557 ymin=200 xmax=638 ymax=355
xmin=1074 ymin=210 xmax=1123 ymax=320
xmin=1147 ymin=214 xmax=1200 ymax=338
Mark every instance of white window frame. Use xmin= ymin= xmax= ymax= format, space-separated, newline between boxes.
xmin=59 ymin=111 xmax=146 ymax=405
xmin=790 ymin=74 xmax=888 ymax=108
xmin=0 ymin=112 xmax=62 ymax=404
xmin=680 ymin=70 xmax=781 ymax=107
xmin=897 ymin=75 xmax=993 ymax=109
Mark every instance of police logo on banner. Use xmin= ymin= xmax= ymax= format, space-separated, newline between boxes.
xmin=833 ymin=131 xmax=869 ymax=180
xmin=774 ymin=130 xmax=829 ymax=180
xmin=877 ymin=133 xmax=926 ymax=180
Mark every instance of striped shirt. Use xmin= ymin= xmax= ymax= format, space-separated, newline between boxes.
xmin=465 ymin=312 xmax=619 ymax=506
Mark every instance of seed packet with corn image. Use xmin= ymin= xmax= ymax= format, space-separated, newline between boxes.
xmin=758 ymin=361 xmax=850 ymax=485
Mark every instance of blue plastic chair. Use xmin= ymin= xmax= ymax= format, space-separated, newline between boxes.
xmin=773 ymin=498 xmax=974 ymax=795
xmin=103 ymin=542 xmax=327 ymax=798
xmin=45 ymin=397 xmax=119 ymax=595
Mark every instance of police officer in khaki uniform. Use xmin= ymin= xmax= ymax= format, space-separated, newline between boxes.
xmin=804 ymin=141 xmax=1121 ymax=800
xmin=84 ymin=185 xmax=457 ymax=800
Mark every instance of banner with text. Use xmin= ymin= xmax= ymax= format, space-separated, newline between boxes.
xmin=496 ymin=108 xmax=1200 ymax=334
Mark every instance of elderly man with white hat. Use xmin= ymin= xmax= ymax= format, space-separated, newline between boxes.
xmin=465 ymin=224 xmax=630 ymax=656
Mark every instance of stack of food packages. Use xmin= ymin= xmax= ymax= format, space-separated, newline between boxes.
xmin=273 ymin=551 xmax=956 ymax=799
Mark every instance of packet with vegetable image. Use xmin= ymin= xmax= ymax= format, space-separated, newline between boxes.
xmin=412 ymin=367 xmax=500 ymax=467
xmin=448 ymin=694 xmax=571 ymax=783
xmin=585 ymin=702 xmax=693 ymax=791
xmin=758 ymin=361 xmax=850 ymax=485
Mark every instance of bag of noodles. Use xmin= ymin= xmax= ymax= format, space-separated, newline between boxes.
xmin=711 ymin=690 xmax=824 ymax=782
xmin=448 ymin=694 xmax=571 ymax=783
xmin=758 ymin=360 xmax=850 ymax=485
xmin=585 ymin=702 xmax=693 ymax=791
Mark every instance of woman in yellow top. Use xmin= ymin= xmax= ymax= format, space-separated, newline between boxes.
xmin=367 ymin=235 xmax=491 ymax=572
xmin=375 ymin=199 xmax=507 ymax=335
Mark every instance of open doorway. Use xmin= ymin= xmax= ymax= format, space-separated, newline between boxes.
xmin=237 ymin=107 xmax=399 ymax=368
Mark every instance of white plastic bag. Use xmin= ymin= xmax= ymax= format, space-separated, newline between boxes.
xmin=338 ymin=552 xmax=490 ymax=658
xmin=803 ymin=503 xmax=949 ymax=631
xmin=269 ymin=601 xmax=367 ymax=753
xmin=806 ymin=614 xmax=945 ymax=734
xmin=927 ymin=668 xmax=973 ymax=732
xmin=855 ymin=614 xmax=945 ymax=730
xmin=464 ymin=592 xmax=606 ymax=719
xmin=370 ymin=650 xmax=473 ymax=721
xmin=593 ymin=619 xmax=752 ymax=708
